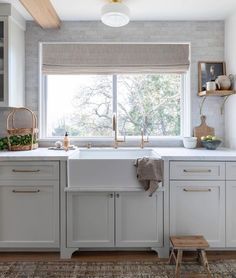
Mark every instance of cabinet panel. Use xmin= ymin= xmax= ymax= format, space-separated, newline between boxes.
xmin=226 ymin=181 xmax=236 ymax=247
xmin=170 ymin=161 xmax=225 ymax=180
xmin=0 ymin=20 xmax=3 ymax=102
xmin=0 ymin=182 xmax=59 ymax=248
xmin=67 ymin=192 xmax=114 ymax=248
xmin=170 ymin=181 xmax=225 ymax=247
xmin=0 ymin=162 xmax=59 ymax=180
xmin=116 ymin=192 xmax=163 ymax=247
xmin=226 ymin=162 xmax=236 ymax=180
xmin=0 ymin=18 xmax=6 ymax=105
xmin=0 ymin=13 xmax=25 ymax=107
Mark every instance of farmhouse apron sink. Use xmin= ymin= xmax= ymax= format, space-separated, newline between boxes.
xmin=68 ymin=148 xmax=160 ymax=190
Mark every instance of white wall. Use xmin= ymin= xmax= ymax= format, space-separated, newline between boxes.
xmin=225 ymin=13 xmax=236 ymax=148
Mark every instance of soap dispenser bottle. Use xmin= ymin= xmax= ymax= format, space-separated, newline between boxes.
xmin=63 ymin=132 xmax=70 ymax=151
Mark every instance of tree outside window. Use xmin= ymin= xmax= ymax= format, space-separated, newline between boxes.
xmin=45 ymin=74 xmax=181 ymax=138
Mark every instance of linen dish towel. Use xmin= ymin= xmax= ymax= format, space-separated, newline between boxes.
xmin=134 ymin=158 xmax=163 ymax=196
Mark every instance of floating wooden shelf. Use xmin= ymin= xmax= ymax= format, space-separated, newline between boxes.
xmin=198 ymin=90 xmax=236 ymax=97
xmin=198 ymin=90 xmax=236 ymax=115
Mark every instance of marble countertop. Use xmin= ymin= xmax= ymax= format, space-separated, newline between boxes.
xmin=0 ymin=147 xmax=236 ymax=161
xmin=154 ymin=147 xmax=236 ymax=160
xmin=0 ymin=148 xmax=78 ymax=161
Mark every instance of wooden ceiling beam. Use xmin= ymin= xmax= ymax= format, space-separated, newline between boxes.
xmin=20 ymin=0 xmax=61 ymax=29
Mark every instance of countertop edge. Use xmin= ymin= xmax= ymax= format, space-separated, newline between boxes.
xmin=1 ymin=147 xmax=236 ymax=161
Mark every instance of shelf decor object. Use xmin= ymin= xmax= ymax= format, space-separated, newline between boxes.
xmin=198 ymin=61 xmax=226 ymax=92
xmin=198 ymin=61 xmax=236 ymax=114
xmin=6 ymin=107 xmax=39 ymax=151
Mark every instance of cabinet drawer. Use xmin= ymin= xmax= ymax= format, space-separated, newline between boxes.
xmin=226 ymin=162 xmax=236 ymax=180
xmin=0 ymin=162 xmax=59 ymax=180
xmin=170 ymin=161 xmax=225 ymax=180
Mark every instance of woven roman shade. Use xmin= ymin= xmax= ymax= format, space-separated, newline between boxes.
xmin=42 ymin=43 xmax=190 ymax=74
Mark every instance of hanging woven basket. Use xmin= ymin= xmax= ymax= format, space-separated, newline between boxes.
xmin=7 ymin=107 xmax=39 ymax=151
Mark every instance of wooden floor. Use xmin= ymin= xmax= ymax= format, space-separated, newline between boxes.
xmin=0 ymin=250 xmax=236 ymax=261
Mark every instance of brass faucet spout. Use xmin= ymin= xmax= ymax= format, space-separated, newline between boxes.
xmin=140 ymin=129 xmax=149 ymax=148
xmin=112 ymin=114 xmax=125 ymax=148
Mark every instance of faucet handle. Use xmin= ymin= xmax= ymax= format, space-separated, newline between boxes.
xmin=86 ymin=143 xmax=92 ymax=149
xmin=140 ymin=129 xmax=149 ymax=148
xmin=144 ymin=134 xmax=149 ymax=143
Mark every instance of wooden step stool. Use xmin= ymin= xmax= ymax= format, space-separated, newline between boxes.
xmin=169 ymin=235 xmax=212 ymax=278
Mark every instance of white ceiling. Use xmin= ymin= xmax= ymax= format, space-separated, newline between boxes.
xmin=2 ymin=0 xmax=236 ymax=21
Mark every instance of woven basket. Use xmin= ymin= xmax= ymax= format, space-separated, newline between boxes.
xmin=7 ymin=107 xmax=39 ymax=151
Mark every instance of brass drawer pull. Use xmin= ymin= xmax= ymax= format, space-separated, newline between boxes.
xmin=12 ymin=169 xmax=40 ymax=173
xmin=183 ymin=169 xmax=211 ymax=173
xmin=109 ymin=193 xmax=114 ymax=198
xmin=183 ymin=188 xmax=211 ymax=193
xmin=12 ymin=189 xmax=40 ymax=193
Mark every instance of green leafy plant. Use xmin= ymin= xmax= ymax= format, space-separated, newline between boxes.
xmin=0 ymin=137 xmax=8 ymax=150
xmin=0 ymin=134 xmax=38 ymax=151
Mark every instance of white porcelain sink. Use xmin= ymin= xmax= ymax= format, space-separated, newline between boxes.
xmin=71 ymin=148 xmax=158 ymax=160
xmin=68 ymin=148 xmax=160 ymax=189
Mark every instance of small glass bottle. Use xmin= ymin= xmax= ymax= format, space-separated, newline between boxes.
xmin=63 ymin=132 xmax=70 ymax=151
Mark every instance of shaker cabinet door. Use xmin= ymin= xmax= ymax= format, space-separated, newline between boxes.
xmin=0 ymin=182 xmax=59 ymax=248
xmin=67 ymin=192 xmax=114 ymax=248
xmin=226 ymin=181 xmax=236 ymax=247
xmin=170 ymin=181 xmax=225 ymax=248
xmin=115 ymin=191 xmax=163 ymax=248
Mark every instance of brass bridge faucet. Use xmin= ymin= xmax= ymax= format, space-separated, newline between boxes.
xmin=112 ymin=114 xmax=125 ymax=148
xmin=140 ymin=129 xmax=149 ymax=148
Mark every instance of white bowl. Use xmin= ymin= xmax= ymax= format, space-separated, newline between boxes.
xmin=183 ymin=137 xmax=197 ymax=149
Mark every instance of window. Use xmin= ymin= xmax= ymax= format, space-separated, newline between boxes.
xmin=42 ymin=73 xmax=183 ymax=138
xmin=117 ymin=74 xmax=181 ymax=136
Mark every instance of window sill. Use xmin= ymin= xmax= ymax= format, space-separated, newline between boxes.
xmin=39 ymin=136 xmax=184 ymax=148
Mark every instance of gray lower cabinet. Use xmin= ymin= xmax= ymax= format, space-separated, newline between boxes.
xmin=170 ymin=180 xmax=225 ymax=248
xmin=0 ymin=161 xmax=60 ymax=248
xmin=170 ymin=161 xmax=236 ymax=249
xmin=226 ymin=162 xmax=236 ymax=247
xmin=226 ymin=181 xmax=236 ymax=247
xmin=115 ymin=192 xmax=163 ymax=248
xmin=67 ymin=192 xmax=115 ymax=248
xmin=67 ymin=191 xmax=163 ymax=248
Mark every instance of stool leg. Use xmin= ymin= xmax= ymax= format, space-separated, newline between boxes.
xmin=175 ymin=250 xmax=183 ymax=278
xmin=200 ymin=250 xmax=212 ymax=278
xmin=169 ymin=248 xmax=177 ymax=265
xmin=197 ymin=249 xmax=202 ymax=264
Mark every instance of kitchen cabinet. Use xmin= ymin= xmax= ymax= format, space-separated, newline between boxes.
xmin=67 ymin=191 xmax=163 ymax=249
xmin=67 ymin=192 xmax=114 ymax=248
xmin=116 ymin=191 xmax=163 ymax=248
xmin=0 ymin=4 xmax=25 ymax=107
xmin=170 ymin=181 xmax=225 ymax=247
xmin=226 ymin=181 xmax=236 ymax=247
xmin=0 ymin=161 xmax=59 ymax=248
xmin=226 ymin=162 xmax=236 ymax=247
xmin=170 ymin=160 xmax=226 ymax=248
xmin=170 ymin=161 xmax=225 ymax=180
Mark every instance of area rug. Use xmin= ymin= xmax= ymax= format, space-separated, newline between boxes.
xmin=0 ymin=260 xmax=236 ymax=278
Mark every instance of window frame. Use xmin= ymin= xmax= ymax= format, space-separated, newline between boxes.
xmin=39 ymin=73 xmax=191 ymax=145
